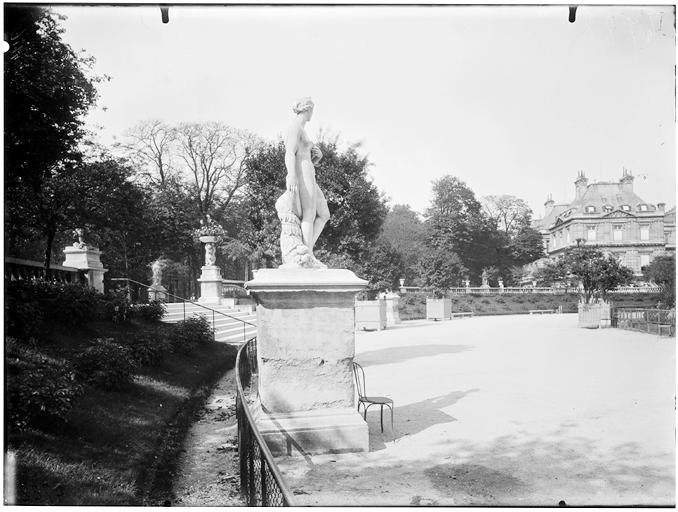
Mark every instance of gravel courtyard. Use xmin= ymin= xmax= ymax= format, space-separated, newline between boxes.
xmin=276 ymin=313 xmax=675 ymax=506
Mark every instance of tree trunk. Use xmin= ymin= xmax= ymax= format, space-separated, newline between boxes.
xmin=43 ymin=227 xmax=56 ymax=272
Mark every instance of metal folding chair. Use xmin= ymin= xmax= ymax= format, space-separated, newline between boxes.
xmin=352 ymin=361 xmax=394 ymax=437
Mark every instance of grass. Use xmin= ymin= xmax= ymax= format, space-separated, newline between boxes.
xmin=399 ymin=292 xmax=663 ymax=320
xmin=6 ymin=319 xmax=238 ymax=506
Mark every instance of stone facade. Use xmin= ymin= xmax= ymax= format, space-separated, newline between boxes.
xmin=532 ymin=170 xmax=676 ymax=275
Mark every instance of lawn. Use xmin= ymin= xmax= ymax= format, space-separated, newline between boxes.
xmin=6 ymin=319 xmax=238 ymax=506
xmin=399 ymin=292 xmax=662 ymax=320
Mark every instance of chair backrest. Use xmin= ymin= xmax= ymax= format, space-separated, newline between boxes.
xmin=352 ymin=361 xmax=367 ymax=399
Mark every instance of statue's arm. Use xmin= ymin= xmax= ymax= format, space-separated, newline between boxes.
xmin=284 ymin=126 xmax=299 ymax=191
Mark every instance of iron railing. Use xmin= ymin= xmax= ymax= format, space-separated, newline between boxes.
xmin=235 ymin=337 xmax=295 ymax=506
xmin=110 ymin=277 xmax=256 ymax=344
xmin=612 ymin=308 xmax=676 ymax=337
xmin=4 ymin=257 xmax=85 ymax=284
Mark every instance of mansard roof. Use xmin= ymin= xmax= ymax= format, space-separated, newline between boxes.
xmin=569 ymin=181 xmax=655 ymax=214
xmin=532 ymin=204 xmax=568 ymax=231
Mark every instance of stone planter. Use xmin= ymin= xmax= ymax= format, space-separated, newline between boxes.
xmin=426 ymin=298 xmax=451 ymax=321
xmin=578 ymin=301 xmax=612 ymax=329
xmin=384 ymin=294 xmax=401 ymax=327
xmin=355 ymin=299 xmax=387 ymax=331
xmin=199 ymin=235 xmax=217 ymax=243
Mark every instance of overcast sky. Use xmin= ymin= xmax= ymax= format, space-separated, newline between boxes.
xmin=54 ymin=4 xmax=675 ymax=218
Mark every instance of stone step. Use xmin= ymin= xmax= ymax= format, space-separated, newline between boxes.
xmin=160 ymin=301 xmax=257 ymax=345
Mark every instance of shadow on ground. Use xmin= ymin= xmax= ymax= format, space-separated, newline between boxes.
xmin=357 ymin=344 xmax=472 ymax=367
xmin=280 ymin=423 xmax=675 ymax=506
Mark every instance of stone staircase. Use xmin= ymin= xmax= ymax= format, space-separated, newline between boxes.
xmin=162 ymin=302 xmax=257 ymax=345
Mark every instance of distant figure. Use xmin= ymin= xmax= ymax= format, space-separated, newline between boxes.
xmin=282 ymin=97 xmax=330 ymax=268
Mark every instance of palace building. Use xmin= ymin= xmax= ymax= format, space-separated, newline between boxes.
xmin=532 ymin=170 xmax=675 ymax=276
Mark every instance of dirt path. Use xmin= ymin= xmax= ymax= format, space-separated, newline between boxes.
xmin=171 ymin=369 xmax=245 ymax=507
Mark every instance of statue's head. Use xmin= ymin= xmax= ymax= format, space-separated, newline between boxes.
xmin=292 ymin=97 xmax=314 ymax=120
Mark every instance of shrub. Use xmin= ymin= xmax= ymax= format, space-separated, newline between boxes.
xmin=98 ymin=289 xmax=131 ymax=323
xmin=74 ymin=338 xmax=137 ymax=390
xmin=6 ymin=339 xmax=83 ymax=431
xmin=130 ymin=301 xmax=166 ymax=323
xmin=4 ymin=285 xmax=43 ymax=339
xmin=127 ymin=331 xmax=171 ymax=366
xmin=167 ymin=316 xmax=214 ymax=354
xmin=5 ymin=280 xmax=104 ymax=331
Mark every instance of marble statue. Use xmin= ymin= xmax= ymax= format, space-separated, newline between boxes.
xmin=204 ymin=242 xmax=216 ymax=266
xmin=278 ymin=97 xmax=329 ymax=269
xmin=73 ymin=228 xmax=87 ymax=249
xmin=151 ymin=259 xmax=163 ymax=287
xmin=481 ymin=269 xmax=489 ymax=287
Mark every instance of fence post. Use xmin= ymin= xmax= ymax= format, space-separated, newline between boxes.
xmin=261 ymin=453 xmax=268 ymax=506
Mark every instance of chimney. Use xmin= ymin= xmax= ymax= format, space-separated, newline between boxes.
xmin=544 ymin=194 xmax=555 ymax=216
xmin=620 ymin=168 xmax=634 ymax=192
xmin=575 ymin=171 xmax=588 ymax=199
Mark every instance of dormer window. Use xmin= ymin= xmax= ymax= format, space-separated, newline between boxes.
xmin=585 ymin=205 xmax=596 ymax=213
xmin=603 ymin=205 xmax=613 ymax=213
xmin=621 ymin=204 xmax=631 ymax=212
xmin=638 ymin=204 xmax=649 ymax=212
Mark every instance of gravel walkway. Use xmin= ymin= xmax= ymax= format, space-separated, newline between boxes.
xmin=277 ymin=314 xmax=675 ymax=506
xmin=172 ymin=368 xmax=245 ymax=507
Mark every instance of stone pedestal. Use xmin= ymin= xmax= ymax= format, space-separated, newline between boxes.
xmin=148 ymin=285 xmax=167 ymax=302
xmin=198 ymin=265 xmax=223 ymax=304
xmin=246 ymin=268 xmax=369 ymax=456
xmin=62 ymin=246 xmax=107 ymax=293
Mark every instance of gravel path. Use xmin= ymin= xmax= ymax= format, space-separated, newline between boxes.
xmin=172 ymin=368 xmax=245 ymax=507
xmin=277 ymin=314 xmax=675 ymax=506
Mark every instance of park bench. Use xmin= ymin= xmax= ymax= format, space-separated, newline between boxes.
xmin=528 ymin=309 xmax=556 ymax=315
xmin=451 ymin=311 xmax=474 ymax=319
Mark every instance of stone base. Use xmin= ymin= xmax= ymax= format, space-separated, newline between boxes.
xmin=246 ymin=268 xmax=368 ymax=413
xmin=198 ymin=265 xmax=223 ymax=304
xmin=148 ymin=285 xmax=167 ymax=302
xmin=254 ymin=407 xmax=369 ymax=456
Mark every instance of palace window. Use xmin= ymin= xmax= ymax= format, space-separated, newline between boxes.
xmin=638 ymin=204 xmax=649 ymax=212
xmin=621 ymin=204 xmax=631 ymax=212
xmin=640 ymin=254 xmax=651 ymax=268
xmin=640 ymin=225 xmax=650 ymax=241
xmin=585 ymin=205 xmax=596 ymax=213
xmin=613 ymin=225 xmax=623 ymax=241
xmin=587 ymin=225 xmax=597 ymax=241
xmin=603 ymin=205 xmax=613 ymax=213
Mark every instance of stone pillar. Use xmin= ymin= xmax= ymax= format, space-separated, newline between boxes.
xmin=246 ymin=268 xmax=369 ymax=456
xmin=198 ymin=236 xmax=222 ymax=304
xmin=62 ymin=246 xmax=107 ymax=293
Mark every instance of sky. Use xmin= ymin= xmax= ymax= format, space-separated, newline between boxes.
xmin=53 ymin=4 xmax=676 ymax=219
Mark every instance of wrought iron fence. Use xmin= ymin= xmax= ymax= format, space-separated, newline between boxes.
xmin=612 ymin=308 xmax=675 ymax=337
xmin=235 ymin=337 xmax=295 ymax=506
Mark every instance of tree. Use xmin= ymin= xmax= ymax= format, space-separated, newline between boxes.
xmin=360 ymin=241 xmax=406 ymax=297
xmin=559 ymin=247 xmax=634 ymax=303
xmin=508 ymin=226 xmax=546 ymax=265
xmin=419 ymin=248 xmax=467 ymax=298
xmin=4 ymin=5 xmax=101 ymax=267
xmin=378 ymin=204 xmax=425 ymax=285
xmin=173 ymin=122 xmax=256 ymax=218
xmin=242 ymin=138 xmax=388 ymax=271
xmin=643 ymin=253 xmax=675 ymax=307
xmin=117 ymin=119 xmax=175 ymax=186
xmin=481 ymin=195 xmax=532 ymax=235
xmin=424 ymin=176 xmax=497 ymax=281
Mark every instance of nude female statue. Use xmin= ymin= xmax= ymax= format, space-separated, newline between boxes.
xmin=280 ymin=97 xmax=330 ymax=268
